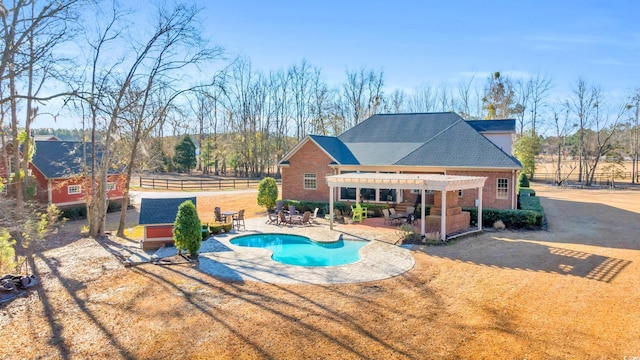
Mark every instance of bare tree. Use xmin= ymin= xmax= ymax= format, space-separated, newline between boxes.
xmin=630 ymin=89 xmax=640 ymax=183
xmin=581 ymin=89 xmax=628 ymax=186
xmin=549 ymin=101 xmax=575 ymax=185
xmin=570 ymin=78 xmax=596 ymax=183
xmin=343 ymin=67 xmax=384 ymax=127
xmin=0 ymin=0 xmax=80 ymax=215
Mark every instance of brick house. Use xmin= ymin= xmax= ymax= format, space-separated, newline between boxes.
xmin=278 ymin=112 xmax=522 ymax=211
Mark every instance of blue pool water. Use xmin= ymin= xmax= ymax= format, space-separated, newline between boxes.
xmin=230 ymin=234 xmax=367 ymax=266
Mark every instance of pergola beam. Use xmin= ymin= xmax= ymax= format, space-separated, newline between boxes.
xmin=326 ymin=173 xmax=487 ymax=238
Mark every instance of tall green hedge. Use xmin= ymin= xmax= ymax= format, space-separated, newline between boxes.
xmin=463 ymin=207 xmax=543 ymax=229
xmin=173 ymin=200 xmax=201 ymax=256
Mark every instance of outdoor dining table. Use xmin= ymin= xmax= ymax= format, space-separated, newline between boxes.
xmin=221 ymin=211 xmax=237 ymax=223
xmin=390 ymin=212 xmax=414 ymax=225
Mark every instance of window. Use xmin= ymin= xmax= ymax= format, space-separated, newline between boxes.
xmin=458 ymin=190 xmax=463 ymax=198
xmin=106 ymin=182 xmax=116 ymax=191
xmin=497 ymin=178 xmax=508 ymax=199
xmin=68 ymin=185 xmax=82 ymax=195
xmin=303 ymin=173 xmax=317 ymax=190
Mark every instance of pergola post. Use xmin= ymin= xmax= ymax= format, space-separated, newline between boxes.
xmin=329 ymin=185 xmax=334 ymax=230
xmin=420 ymin=188 xmax=426 ymax=236
xmin=477 ymin=186 xmax=483 ymax=231
xmin=440 ymin=190 xmax=447 ymax=241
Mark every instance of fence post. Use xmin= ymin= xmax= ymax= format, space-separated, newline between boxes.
xmin=219 ymin=180 xmax=221 ymax=190
xmin=139 ymin=177 xmax=142 ymax=188
xmin=233 ymin=179 xmax=236 ymax=188
xmin=181 ymin=180 xmax=184 ymax=190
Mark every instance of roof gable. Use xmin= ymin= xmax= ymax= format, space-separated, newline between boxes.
xmin=139 ymin=197 xmax=197 ymax=225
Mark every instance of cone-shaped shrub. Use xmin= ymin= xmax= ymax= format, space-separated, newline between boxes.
xmin=173 ymin=200 xmax=201 ymax=257
xmin=257 ymin=177 xmax=278 ymax=211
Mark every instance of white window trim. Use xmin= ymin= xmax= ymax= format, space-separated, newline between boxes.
xmin=68 ymin=185 xmax=82 ymax=195
xmin=458 ymin=189 xmax=463 ymax=198
xmin=496 ymin=178 xmax=509 ymax=199
xmin=303 ymin=173 xmax=317 ymax=190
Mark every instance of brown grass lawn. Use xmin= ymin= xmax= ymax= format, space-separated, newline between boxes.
xmin=2 ymin=185 xmax=640 ymax=359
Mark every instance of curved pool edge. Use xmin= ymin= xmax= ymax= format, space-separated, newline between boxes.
xmin=197 ymin=228 xmax=415 ymax=285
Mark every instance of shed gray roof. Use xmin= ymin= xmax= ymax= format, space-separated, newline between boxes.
xmin=138 ymin=197 xmax=197 ymax=225
xmin=30 ymin=140 xmax=123 ymax=179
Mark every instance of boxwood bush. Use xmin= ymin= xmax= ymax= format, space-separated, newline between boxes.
xmin=463 ymin=207 xmax=543 ymax=229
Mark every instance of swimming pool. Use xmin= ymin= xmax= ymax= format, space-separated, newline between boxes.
xmin=230 ymin=234 xmax=367 ymax=267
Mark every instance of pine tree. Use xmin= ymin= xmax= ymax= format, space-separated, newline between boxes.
xmin=173 ymin=135 xmax=197 ymax=174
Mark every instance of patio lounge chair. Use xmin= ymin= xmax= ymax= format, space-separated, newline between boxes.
xmin=296 ymin=211 xmax=312 ymax=226
xmin=278 ymin=211 xmax=291 ymax=226
xmin=267 ymin=212 xmax=279 ymax=225
xmin=311 ymin=208 xmax=319 ymax=222
xmin=276 ymin=200 xmax=284 ymax=213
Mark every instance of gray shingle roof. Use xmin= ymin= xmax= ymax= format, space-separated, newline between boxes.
xmin=139 ymin=197 xmax=197 ymax=225
xmin=310 ymin=135 xmax=359 ymax=165
xmin=338 ymin=112 xmax=464 ymax=143
xmin=340 ymin=112 xmax=521 ymax=169
xmin=30 ymin=141 xmax=123 ymax=179
xmin=466 ymin=119 xmax=516 ymax=132
xmin=396 ymin=120 xmax=521 ymax=168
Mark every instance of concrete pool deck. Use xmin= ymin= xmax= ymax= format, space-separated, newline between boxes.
xmin=193 ymin=217 xmax=415 ymax=285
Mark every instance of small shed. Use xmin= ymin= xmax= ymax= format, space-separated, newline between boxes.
xmin=139 ymin=197 xmax=196 ymax=250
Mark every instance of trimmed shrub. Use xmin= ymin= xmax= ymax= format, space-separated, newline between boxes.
xmin=519 ymin=188 xmax=536 ymax=197
xmin=173 ymin=200 xmax=201 ymax=256
xmin=201 ymin=224 xmax=210 ymax=240
xmin=518 ymin=172 xmax=530 ymax=188
xmin=463 ymin=207 xmax=542 ymax=229
xmin=208 ymin=222 xmax=233 ymax=235
xmin=257 ymin=177 xmax=279 ymax=211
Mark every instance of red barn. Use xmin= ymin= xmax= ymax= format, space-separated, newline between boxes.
xmin=29 ymin=140 xmax=127 ymax=207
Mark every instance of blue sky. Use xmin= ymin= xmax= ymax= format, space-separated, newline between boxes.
xmin=38 ymin=0 xmax=640 ymax=129
xmin=201 ymin=0 xmax=639 ymax=95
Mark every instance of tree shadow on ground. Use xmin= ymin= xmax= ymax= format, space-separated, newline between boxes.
xmin=422 ymin=236 xmax=631 ymax=283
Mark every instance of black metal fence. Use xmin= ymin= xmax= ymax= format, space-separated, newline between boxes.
xmin=138 ymin=177 xmax=280 ymax=191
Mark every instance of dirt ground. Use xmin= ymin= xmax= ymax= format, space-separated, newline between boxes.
xmin=1 ymin=184 xmax=640 ymax=359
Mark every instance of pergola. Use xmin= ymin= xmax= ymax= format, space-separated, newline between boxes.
xmin=326 ymin=173 xmax=488 ymax=241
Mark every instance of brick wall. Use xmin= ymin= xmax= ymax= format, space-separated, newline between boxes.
xmin=447 ymin=170 xmax=514 ymax=209
xmin=281 ymin=140 xmax=333 ymax=201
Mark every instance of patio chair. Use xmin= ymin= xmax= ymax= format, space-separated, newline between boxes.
xmin=299 ymin=211 xmax=312 ymax=226
xmin=233 ymin=209 xmax=246 ymax=231
xmin=357 ymin=204 xmax=368 ymax=219
xmin=278 ymin=210 xmax=291 ymax=226
xmin=389 ymin=207 xmax=396 ymax=216
xmin=382 ymin=208 xmax=394 ymax=225
xmin=288 ymin=205 xmax=297 ymax=215
xmin=335 ymin=209 xmax=344 ymax=223
xmin=311 ymin=207 xmax=319 ymax=222
xmin=266 ymin=212 xmax=279 ymax=225
xmin=214 ymin=207 xmax=226 ymax=223
xmin=276 ymin=200 xmax=284 ymax=213
xmin=350 ymin=205 xmax=363 ymax=222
